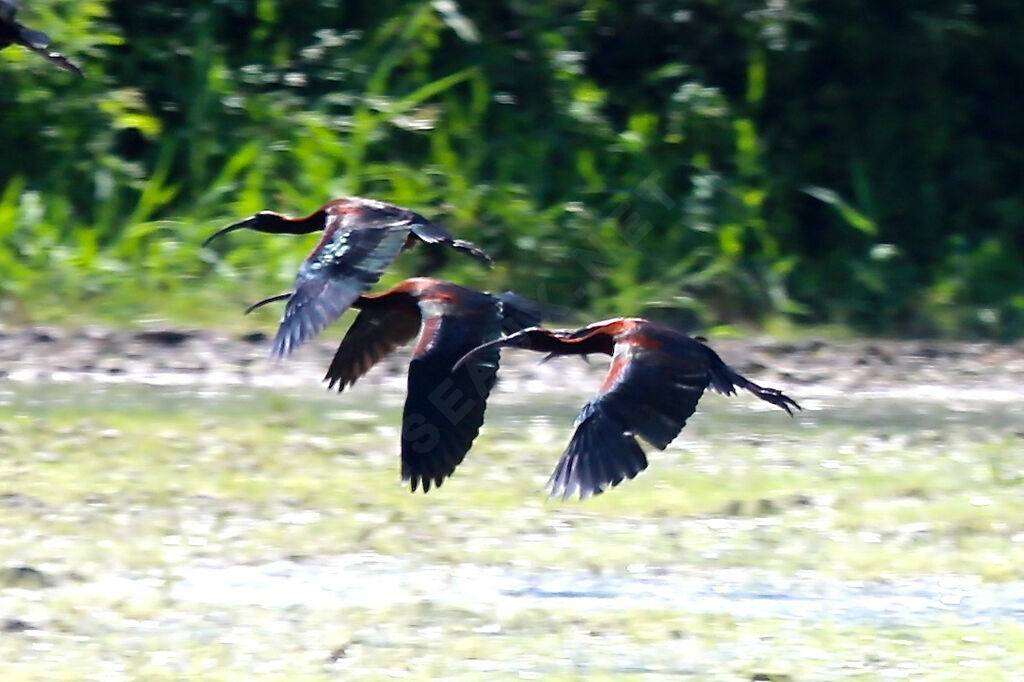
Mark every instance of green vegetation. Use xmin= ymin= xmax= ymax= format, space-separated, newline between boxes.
xmin=1 ymin=382 xmax=1023 ymax=679
xmin=4 ymin=602 xmax=1024 ymax=681
xmin=0 ymin=1 xmax=1021 ymax=336
xmin=3 ymin=382 xmax=1022 ymax=578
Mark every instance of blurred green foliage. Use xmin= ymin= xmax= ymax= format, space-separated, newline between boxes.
xmin=0 ymin=1 xmax=1021 ymax=337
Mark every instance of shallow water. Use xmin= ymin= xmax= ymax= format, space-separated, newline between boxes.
xmin=5 ymin=340 xmax=1024 ymax=680
xmin=4 ymin=375 xmax=1024 ymax=638
xmin=169 ymin=552 xmax=1024 ymax=627
xmin=2 ymin=374 xmax=1022 ymax=429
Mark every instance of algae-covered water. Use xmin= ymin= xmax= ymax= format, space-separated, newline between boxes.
xmin=1 ymin=366 xmax=1023 ymax=680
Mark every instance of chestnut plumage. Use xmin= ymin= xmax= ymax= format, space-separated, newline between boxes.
xmin=205 ymin=197 xmax=492 ymax=358
xmin=455 ymin=318 xmax=800 ymax=500
xmin=247 ymin=278 xmax=540 ymax=493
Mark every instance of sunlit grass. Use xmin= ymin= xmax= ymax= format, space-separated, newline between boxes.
xmin=1 ymin=382 xmax=1022 ymax=679
xmin=1 ymin=386 xmax=1021 ymax=578
xmin=3 ymin=596 xmax=1024 ymax=681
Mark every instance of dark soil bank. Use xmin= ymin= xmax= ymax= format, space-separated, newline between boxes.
xmin=2 ymin=325 xmax=1024 ymax=396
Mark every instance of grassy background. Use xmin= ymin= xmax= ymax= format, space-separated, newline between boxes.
xmin=2 ymin=379 xmax=1023 ymax=679
xmin=3 ymin=5 xmax=1024 ymax=676
xmin=1 ymin=1 xmax=1022 ymax=337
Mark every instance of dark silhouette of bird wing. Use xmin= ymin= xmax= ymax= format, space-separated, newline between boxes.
xmin=400 ymin=304 xmax=502 ymax=493
xmin=271 ymin=207 xmax=492 ymax=358
xmin=549 ymin=399 xmax=650 ymax=501
xmin=454 ymin=322 xmax=798 ymax=500
xmin=271 ymin=212 xmax=415 ymax=357
xmin=271 ymin=275 xmax=367 ymax=357
xmin=323 ymin=298 xmax=422 ymax=392
xmin=549 ymin=350 xmax=712 ymax=499
xmin=495 ymin=292 xmax=543 ymax=334
xmin=550 ymin=338 xmax=800 ymax=500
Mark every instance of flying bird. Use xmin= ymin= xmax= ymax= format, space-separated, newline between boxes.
xmin=204 ymin=197 xmax=493 ymax=358
xmin=454 ymin=318 xmax=800 ymax=499
xmin=247 ymin=277 xmax=540 ymax=493
xmin=0 ymin=0 xmax=83 ymax=76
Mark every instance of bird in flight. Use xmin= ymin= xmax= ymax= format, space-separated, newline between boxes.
xmin=0 ymin=0 xmax=82 ymax=76
xmin=247 ymin=278 xmax=540 ymax=493
xmin=204 ymin=197 xmax=493 ymax=358
xmin=455 ymin=318 xmax=800 ymax=499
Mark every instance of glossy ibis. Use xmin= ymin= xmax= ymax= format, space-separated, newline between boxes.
xmin=205 ymin=197 xmax=492 ymax=358
xmin=247 ymin=277 xmax=540 ymax=493
xmin=455 ymin=318 xmax=800 ymax=499
xmin=0 ymin=0 xmax=82 ymax=75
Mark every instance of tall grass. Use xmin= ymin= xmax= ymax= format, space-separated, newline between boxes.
xmin=1 ymin=1 xmax=1021 ymax=337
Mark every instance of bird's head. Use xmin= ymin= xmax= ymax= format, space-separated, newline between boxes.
xmin=202 ymin=210 xmax=321 ymax=247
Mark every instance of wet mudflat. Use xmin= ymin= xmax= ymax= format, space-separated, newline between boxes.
xmin=2 ymin=332 xmax=1024 ymax=680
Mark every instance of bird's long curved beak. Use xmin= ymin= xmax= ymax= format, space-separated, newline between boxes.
xmin=202 ymin=216 xmax=257 ymax=248
xmin=451 ymin=332 xmax=535 ymax=372
xmin=452 ymin=337 xmax=507 ymax=372
xmin=244 ymin=291 xmax=292 ymax=315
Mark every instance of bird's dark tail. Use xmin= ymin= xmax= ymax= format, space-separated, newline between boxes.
xmin=705 ymin=349 xmax=801 ymax=416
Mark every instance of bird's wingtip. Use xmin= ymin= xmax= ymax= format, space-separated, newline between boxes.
xmin=269 ymin=326 xmax=299 ymax=360
xmin=451 ymin=239 xmax=494 ymax=267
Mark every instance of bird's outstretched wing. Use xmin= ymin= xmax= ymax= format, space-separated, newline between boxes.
xmin=495 ymin=292 xmax=543 ymax=334
xmin=271 ymin=212 xmax=414 ymax=357
xmin=400 ymin=305 xmax=502 ymax=493
xmin=549 ymin=399 xmax=650 ymax=501
xmin=272 ymin=276 xmax=377 ymax=358
xmin=455 ymin=323 xmax=799 ymax=500
xmin=549 ymin=351 xmax=711 ymax=499
xmin=550 ymin=339 xmax=801 ymax=500
xmin=323 ymin=299 xmax=421 ymax=392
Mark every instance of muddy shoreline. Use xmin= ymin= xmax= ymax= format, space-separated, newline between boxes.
xmin=2 ymin=324 xmax=1024 ymax=397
